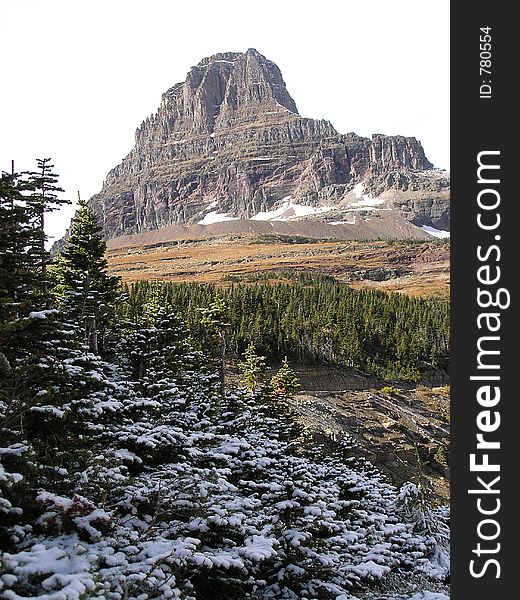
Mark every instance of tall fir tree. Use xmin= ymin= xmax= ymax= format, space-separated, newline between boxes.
xmin=0 ymin=169 xmax=35 ymax=332
xmin=0 ymin=166 xmax=110 ymax=551
xmin=198 ymin=296 xmax=230 ymax=394
xmin=51 ymin=196 xmax=119 ymax=354
xmin=24 ymin=159 xmax=68 ymax=298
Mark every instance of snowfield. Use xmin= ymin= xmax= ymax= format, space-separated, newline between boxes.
xmin=197 ymin=210 xmax=240 ymax=225
xmin=251 ymin=197 xmax=335 ymax=221
xmin=420 ymin=225 xmax=450 ymax=239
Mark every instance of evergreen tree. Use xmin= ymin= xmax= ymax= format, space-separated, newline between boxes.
xmin=396 ymin=481 xmax=450 ymax=579
xmin=0 ymin=169 xmax=35 ymax=339
xmin=1 ymin=172 xmax=450 ymax=598
xmin=51 ymin=197 xmax=119 ymax=354
xmin=115 ymin=303 xmax=198 ymax=385
xmin=271 ymin=357 xmax=300 ymax=401
xmin=198 ymin=296 xmax=230 ymax=394
xmin=238 ymin=342 xmax=267 ymax=392
xmin=24 ymin=158 xmax=68 ymax=297
xmin=0 ymin=211 xmax=450 ymax=599
xmin=123 ymin=278 xmax=450 ymax=381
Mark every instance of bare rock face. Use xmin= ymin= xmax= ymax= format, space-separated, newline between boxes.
xmin=90 ymin=49 xmax=449 ymax=239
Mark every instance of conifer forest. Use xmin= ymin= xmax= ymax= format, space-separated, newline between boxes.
xmin=0 ymin=165 xmax=450 ymax=599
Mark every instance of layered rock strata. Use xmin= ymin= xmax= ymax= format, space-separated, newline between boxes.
xmin=90 ymin=49 xmax=449 ymax=239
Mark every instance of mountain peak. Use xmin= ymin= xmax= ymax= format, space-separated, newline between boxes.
xmin=91 ymin=50 xmax=449 ymax=240
xmin=157 ymin=49 xmax=298 ymax=138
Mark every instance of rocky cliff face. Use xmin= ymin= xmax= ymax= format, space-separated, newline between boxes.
xmin=90 ymin=49 xmax=449 ymax=239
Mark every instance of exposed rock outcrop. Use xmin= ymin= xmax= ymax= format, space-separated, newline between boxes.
xmin=90 ymin=49 xmax=449 ymax=240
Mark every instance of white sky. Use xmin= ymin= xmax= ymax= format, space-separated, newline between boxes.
xmin=0 ymin=0 xmax=449 ymax=244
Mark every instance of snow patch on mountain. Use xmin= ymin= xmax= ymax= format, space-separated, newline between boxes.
xmin=348 ymin=183 xmax=385 ymax=209
xmin=420 ymin=225 xmax=450 ymax=239
xmin=198 ymin=210 xmax=240 ymax=225
xmin=251 ymin=197 xmax=335 ymax=221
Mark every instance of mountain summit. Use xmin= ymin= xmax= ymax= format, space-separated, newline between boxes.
xmin=91 ymin=49 xmax=449 ymax=240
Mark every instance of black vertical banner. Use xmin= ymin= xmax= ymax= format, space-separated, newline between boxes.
xmin=451 ymin=3 xmax=516 ymax=599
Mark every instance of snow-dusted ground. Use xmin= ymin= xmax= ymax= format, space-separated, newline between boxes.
xmin=347 ymin=201 xmax=385 ymax=209
xmin=408 ymin=593 xmax=450 ymax=600
xmin=28 ymin=309 xmax=59 ymax=319
xmin=250 ymin=185 xmax=387 ymax=226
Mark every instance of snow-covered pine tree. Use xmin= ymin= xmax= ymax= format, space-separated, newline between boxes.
xmin=2 ymin=344 xmax=450 ymax=599
xmin=1 ymin=169 xmax=38 ymax=545
xmin=1 ymin=169 xmax=450 ymax=599
xmin=0 ymin=168 xmax=116 ymax=552
xmin=395 ymin=481 xmax=450 ymax=581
